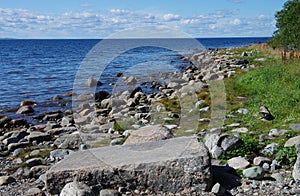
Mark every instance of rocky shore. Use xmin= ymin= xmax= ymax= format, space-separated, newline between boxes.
xmin=0 ymin=47 xmax=300 ymax=195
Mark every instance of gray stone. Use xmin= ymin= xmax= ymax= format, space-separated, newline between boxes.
xmin=8 ymin=142 xmax=30 ymax=152
xmin=26 ymin=158 xmax=45 ymax=167
xmin=46 ymin=136 xmax=211 ymax=195
xmin=227 ymin=157 xmax=250 ymax=169
xmin=271 ymin=173 xmax=285 ymax=183
xmin=231 ymin=127 xmax=248 ymax=133
xmin=262 ymin=143 xmax=279 ymax=154
xmin=50 ymin=149 xmax=73 ymax=162
xmin=26 ymin=187 xmax=44 ymax=196
xmin=12 ymin=148 xmax=24 ymax=157
xmin=290 ymin=124 xmax=300 ymax=131
xmin=243 ymin=166 xmax=264 ymax=180
xmin=253 ymin=156 xmax=271 ymax=166
xmin=60 ymin=181 xmax=93 ymax=196
xmin=26 ymin=132 xmax=51 ymax=143
xmin=211 ymin=182 xmax=226 ymax=195
xmin=110 ymin=138 xmax=123 ymax=146
xmin=53 ymin=134 xmax=83 ymax=149
xmin=293 ymin=144 xmax=300 ymax=182
xmin=0 ymin=176 xmax=16 ymax=186
xmin=220 ymin=134 xmax=243 ymax=152
xmin=237 ymin=108 xmax=248 ymax=115
xmin=269 ymin=129 xmax=288 ymax=137
xmin=123 ymin=125 xmax=173 ymax=145
xmin=285 ymin=135 xmax=300 ymax=147
xmin=99 ymin=189 xmax=120 ymax=196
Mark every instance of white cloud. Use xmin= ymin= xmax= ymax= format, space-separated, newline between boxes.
xmin=0 ymin=8 xmax=275 ymax=38
xmin=230 ymin=18 xmax=241 ymax=25
xmin=163 ymin=13 xmax=181 ymax=21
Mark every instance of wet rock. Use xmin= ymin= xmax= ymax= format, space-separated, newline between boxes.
xmin=243 ymin=166 xmax=264 ymax=180
xmin=0 ymin=176 xmax=16 ymax=186
xmin=60 ymin=181 xmax=93 ymax=196
xmin=123 ymin=125 xmax=174 ymax=145
xmin=16 ymin=105 xmax=34 ymax=114
xmin=43 ymin=112 xmax=63 ymax=121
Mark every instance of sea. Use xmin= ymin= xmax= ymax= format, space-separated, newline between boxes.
xmin=0 ymin=37 xmax=270 ymax=115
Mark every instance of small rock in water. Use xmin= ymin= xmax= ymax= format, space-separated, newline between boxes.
xmin=86 ymin=77 xmax=101 ymax=87
xmin=16 ymin=105 xmax=34 ymax=114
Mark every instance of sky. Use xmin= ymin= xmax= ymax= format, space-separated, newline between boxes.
xmin=0 ymin=0 xmax=287 ymax=39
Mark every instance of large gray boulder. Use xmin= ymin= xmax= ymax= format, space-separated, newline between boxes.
xmin=46 ymin=136 xmax=212 ymax=195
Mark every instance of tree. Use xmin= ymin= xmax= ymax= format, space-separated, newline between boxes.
xmin=268 ymin=0 xmax=300 ymax=50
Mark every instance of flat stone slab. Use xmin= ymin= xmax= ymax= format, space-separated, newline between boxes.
xmin=46 ymin=136 xmax=212 ymax=195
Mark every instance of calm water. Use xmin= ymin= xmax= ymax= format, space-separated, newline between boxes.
xmin=0 ymin=37 xmax=270 ymax=114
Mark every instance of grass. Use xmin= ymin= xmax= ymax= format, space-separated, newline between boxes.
xmin=224 ymin=47 xmax=300 ymax=133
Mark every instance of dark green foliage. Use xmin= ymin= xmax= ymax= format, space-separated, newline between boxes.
xmin=268 ymin=0 xmax=300 ymax=50
xmin=275 ymin=146 xmax=297 ymax=167
xmin=220 ymin=135 xmax=264 ymax=160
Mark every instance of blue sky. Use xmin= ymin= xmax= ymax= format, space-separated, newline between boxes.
xmin=0 ymin=0 xmax=286 ymax=38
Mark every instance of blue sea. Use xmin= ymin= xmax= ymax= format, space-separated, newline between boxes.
xmin=0 ymin=37 xmax=270 ymax=115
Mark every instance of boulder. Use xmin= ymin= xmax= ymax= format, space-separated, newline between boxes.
xmin=0 ymin=115 xmax=12 ymax=128
xmin=20 ymin=100 xmax=37 ymax=106
xmin=26 ymin=132 xmax=52 ymax=143
xmin=46 ymin=136 xmax=212 ymax=195
xmin=123 ymin=125 xmax=174 ymax=145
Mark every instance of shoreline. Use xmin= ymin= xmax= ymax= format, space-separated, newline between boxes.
xmin=1 ymin=43 xmax=299 ymax=195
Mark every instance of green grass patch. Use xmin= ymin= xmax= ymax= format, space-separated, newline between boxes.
xmin=224 ymin=56 xmax=300 ymax=132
